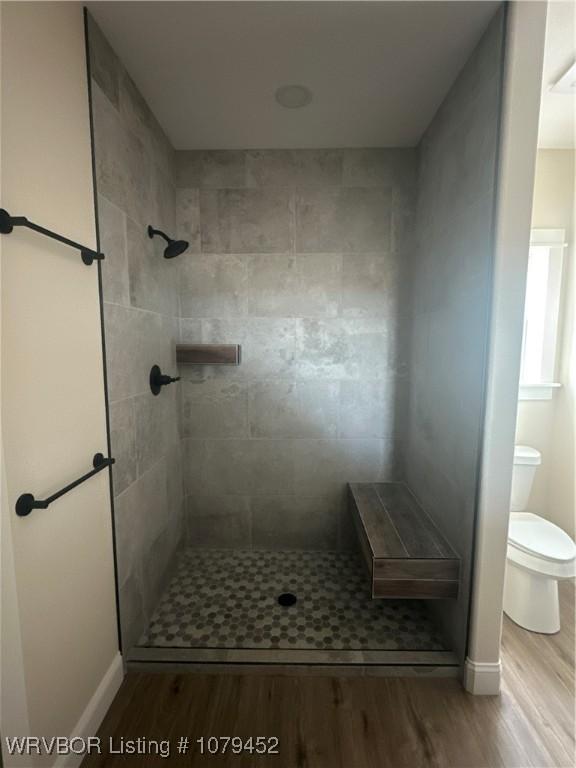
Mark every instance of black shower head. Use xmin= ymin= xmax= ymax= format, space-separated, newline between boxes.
xmin=147 ymin=225 xmax=189 ymax=259
xmin=164 ymin=238 xmax=189 ymax=259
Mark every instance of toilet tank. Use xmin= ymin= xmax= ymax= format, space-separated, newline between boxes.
xmin=510 ymin=445 xmax=541 ymax=512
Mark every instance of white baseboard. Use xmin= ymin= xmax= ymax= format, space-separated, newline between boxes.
xmin=53 ymin=653 xmax=123 ymax=768
xmin=463 ymin=657 xmax=501 ymax=695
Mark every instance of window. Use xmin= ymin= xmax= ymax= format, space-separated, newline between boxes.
xmin=519 ymin=228 xmax=565 ymax=400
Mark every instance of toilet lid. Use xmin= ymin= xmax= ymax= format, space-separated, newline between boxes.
xmin=509 ymin=513 xmax=576 ymax=563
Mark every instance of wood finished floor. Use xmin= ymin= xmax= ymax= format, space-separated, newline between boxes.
xmin=83 ymin=582 xmax=575 ymax=768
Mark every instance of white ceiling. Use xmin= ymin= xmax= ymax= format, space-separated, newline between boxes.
xmin=538 ymin=1 xmax=576 ymax=149
xmin=87 ymin=1 xmax=500 ymax=150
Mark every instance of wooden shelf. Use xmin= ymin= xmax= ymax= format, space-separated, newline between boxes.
xmin=176 ymin=344 xmax=241 ymax=366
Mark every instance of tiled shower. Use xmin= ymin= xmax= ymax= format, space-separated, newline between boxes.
xmin=88 ymin=7 xmax=505 ymax=668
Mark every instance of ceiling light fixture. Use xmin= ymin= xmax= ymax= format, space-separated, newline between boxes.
xmin=275 ymin=84 xmax=313 ymax=109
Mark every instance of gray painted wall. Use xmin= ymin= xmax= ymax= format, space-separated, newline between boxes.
xmin=88 ymin=16 xmax=184 ymax=651
xmin=402 ymin=9 xmax=505 ymax=662
xmin=175 ymin=149 xmax=416 ymax=550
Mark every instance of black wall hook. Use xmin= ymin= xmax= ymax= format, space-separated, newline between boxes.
xmin=150 ymin=364 xmax=180 ymax=396
xmin=0 ymin=208 xmax=104 ymax=265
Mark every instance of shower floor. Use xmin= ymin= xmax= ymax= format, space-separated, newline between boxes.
xmin=136 ymin=549 xmax=448 ymax=654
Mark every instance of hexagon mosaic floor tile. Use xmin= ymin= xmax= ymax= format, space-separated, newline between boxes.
xmin=138 ymin=549 xmax=446 ymax=651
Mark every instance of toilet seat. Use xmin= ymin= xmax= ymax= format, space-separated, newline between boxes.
xmin=507 ymin=513 xmax=576 ymax=579
xmin=509 ymin=513 xmax=576 ymax=562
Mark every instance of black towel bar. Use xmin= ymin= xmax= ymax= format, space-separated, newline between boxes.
xmin=15 ymin=453 xmax=115 ymax=517
xmin=0 ymin=208 xmax=105 ymax=265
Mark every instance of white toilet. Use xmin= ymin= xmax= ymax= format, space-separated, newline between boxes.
xmin=504 ymin=445 xmax=576 ymax=634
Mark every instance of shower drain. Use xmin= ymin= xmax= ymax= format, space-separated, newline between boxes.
xmin=277 ymin=592 xmax=297 ymax=607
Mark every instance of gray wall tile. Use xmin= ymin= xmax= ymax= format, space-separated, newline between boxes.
xmin=339 ymin=496 xmax=358 ymax=550
xmin=177 ymin=150 xmax=246 ymax=188
xmin=252 ymin=496 xmax=339 ymax=550
xmin=165 ymin=442 xmax=184 ymax=516
xmin=186 ymin=495 xmax=251 ymax=548
xmin=127 ymin=216 xmax=179 ymax=316
xmin=179 ymin=254 xmax=248 ymax=318
xmin=103 ymin=303 xmax=173 ymax=402
xmin=341 ymin=253 xmax=400 ymax=318
xmin=247 ymin=254 xmax=340 ymax=318
xmin=175 ymin=151 xmax=202 ymax=188
xmin=295 ymin=319 xmax=354 ymax=380
xmin=295 ymin=188 xmax=392 ymax=253
xmin=92 ymin=81 xmax=154 ymax=228
xmin=151 ymin=164 xmax=176 ymax=236
xmin=178 ymin=320 xmax=205 ymax=383
xmin=294 ymin=438 xmax=395 ymax=497
xmin=113 ymin=482 xmax=140 ymax=590
xmin=339 ymin=380 xmax=396 ymax=439
xmin=114 ymin=459 xmax=168 ymax=589
xmin=342 ymin=148 xmax=417 ymax=189
xmin=98 ymin=194 xmax=130 ymax=306
xmin=391 ymin=185 xmax=417 ymax=257
xmin=87 ymin=15 xmax=120 ymax=108
xmin=296 ymin=318 xmax=398 ymax=380
xmin=181 ymin=380 xmax=248 ymax=438
xmin=176 ymin=188 xmax=201 ymax=254
xmin=201 ymin=189 xmax=293 ymax=253
xmin=134 ymin=387 xmax=179 ymax=477
xmin=249 ymin=381 xmax=338 ymax=438
xmin=142 ymin=523 xmax=182 ymax=618
xmin=118 ymin=572 xmax=145 ymax=651
xmin=109 ymin=398 xmax=137 ymax=495
xmin=103 ymin=303 xmax=148 ymax=402
xmin=246 ymin=150 xmax=342 ymax=187
xmin=179 ymin=318 xmax=203 ymax=343
xmin=201 ymin=151 xmax=246 ymax=188
xmin=202 ymin=318 xmax=298 ymax=379
xmin=119 ymin=69 xmax=174 ymax=177
xmin=347 ymin=318 xmax=405 ymax=380
xmin=203 ymin=439 xmax=295 ymax=496
xmin=182 ymin=439 xmax=206 ymax=496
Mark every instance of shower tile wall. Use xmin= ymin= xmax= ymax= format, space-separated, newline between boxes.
xmin=175 ymin=149 xmax=417 ymax=550
xmin=88 ymin=16 xmax=184 ymax=650
xmin=402 ymin=9 xmax=506 ymax=662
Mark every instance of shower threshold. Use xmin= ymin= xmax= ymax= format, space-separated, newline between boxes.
xmin=128 ymin=548 xmax=458 ymax=675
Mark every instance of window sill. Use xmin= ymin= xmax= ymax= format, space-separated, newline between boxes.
xmin=518 ymin=383 xmax=562 ymax=401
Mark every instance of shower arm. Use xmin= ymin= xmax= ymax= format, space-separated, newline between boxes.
xmin=147 ymin=225 xmax=170 ymax=244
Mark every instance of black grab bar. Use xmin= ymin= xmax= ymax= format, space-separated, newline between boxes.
xmin=0 ymin=208 xmax=105 ymax=266
xmin=15 ymin=453 xmax=115 ymax=517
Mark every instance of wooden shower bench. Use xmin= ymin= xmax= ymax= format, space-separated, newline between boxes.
xmin=348 ymin=482 xmax=460 ymax=599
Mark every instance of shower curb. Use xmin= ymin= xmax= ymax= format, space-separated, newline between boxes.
xmin=125 ymin=647 xmax=459 ymax=677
